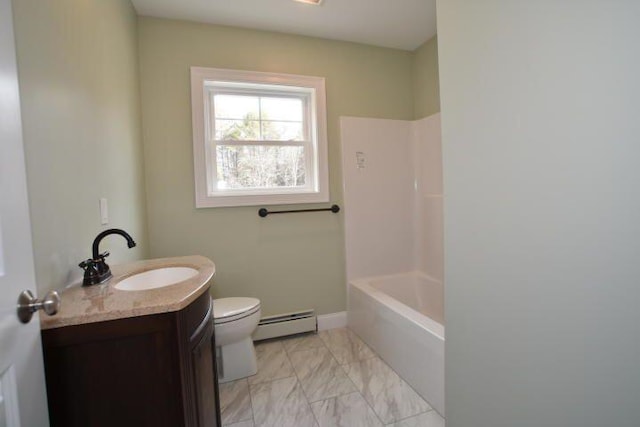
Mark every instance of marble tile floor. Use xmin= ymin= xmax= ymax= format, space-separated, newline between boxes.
xmin=219 ymin=327 xmax=445 ymax=427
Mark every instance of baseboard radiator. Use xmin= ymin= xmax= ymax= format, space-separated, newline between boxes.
xmin=252 ymin=309 xmax=317 ymax=341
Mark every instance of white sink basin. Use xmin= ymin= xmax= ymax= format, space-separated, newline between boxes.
xmin=114 ymin=267 xmax=199 ymax=291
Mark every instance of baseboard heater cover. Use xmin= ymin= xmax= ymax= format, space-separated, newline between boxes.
xmin=252 ymin=309 xmax=317 ymax=341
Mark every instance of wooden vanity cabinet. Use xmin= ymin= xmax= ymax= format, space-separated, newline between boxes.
xmin=41 ymin=291 xmax=221 ymax=427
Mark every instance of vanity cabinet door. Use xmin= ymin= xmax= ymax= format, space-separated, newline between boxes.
xmin=43 ymin=290 xmax=222 ymax=427
xmin=190 ymin=316 xmax=220 ymax=427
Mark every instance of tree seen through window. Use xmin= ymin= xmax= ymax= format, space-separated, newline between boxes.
xmin=215 ymin=111 xmax=306 ymax=190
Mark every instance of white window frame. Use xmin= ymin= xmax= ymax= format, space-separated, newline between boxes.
xmin=191 ymin=67 xmax=329 ymax=208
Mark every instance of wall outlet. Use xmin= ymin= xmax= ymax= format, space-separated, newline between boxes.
xmin=356 ymin=151 xmax=366 ymax=169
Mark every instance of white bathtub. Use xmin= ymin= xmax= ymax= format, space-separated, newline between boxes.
xmin=348 ymin=271 xmax=445 ymax=416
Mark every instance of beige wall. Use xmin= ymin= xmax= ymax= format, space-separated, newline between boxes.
xmin=137 ymin=17 xmax=414 ymax=316
xmin=12 ymin=0 xmax=148 ymax=293
xmin=412 ymin=36 xmax=441 ymax=119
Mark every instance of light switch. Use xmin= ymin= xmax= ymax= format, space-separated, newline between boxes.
xmin=99 ymin=198 xmax=108 ymax=225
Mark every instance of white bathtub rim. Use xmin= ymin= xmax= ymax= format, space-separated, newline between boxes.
xmin=350 ymin=271 xmax=445 ymax=340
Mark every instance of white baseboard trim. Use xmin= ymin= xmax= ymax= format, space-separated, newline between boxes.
xmin=317 ymin=311 xmax=348 ymax=331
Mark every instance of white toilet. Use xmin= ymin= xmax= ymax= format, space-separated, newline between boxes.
xmin=213 ymin=297 xmax=261 ymax=383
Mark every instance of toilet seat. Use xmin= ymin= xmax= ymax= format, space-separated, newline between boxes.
xmin=214 ymin=297 xmax=261 ymax=324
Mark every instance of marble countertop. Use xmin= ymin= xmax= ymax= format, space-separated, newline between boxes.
xmin=40 ymin=255 xmax=215 ymax=330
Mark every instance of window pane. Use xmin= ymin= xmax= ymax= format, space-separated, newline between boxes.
xmin=214 ymin=94 xmax=259 ymax=120
xmin=260 ymin=97 xmax=303 ymax=121
xmin=261 ymin=121 xmax=304 ymax=141
xmin=215 ymin=119 xmax=259 ymax=140
xmin=216 ymin=145 xmax=307 ymax=189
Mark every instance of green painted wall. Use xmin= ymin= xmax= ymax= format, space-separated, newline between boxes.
xmin=412 ymin=36 xmax=441 ymax=119
xmin=137 ymin=17 xmax=414 ymax=316
xmin=12 ymin=0 xmax=148 ymax=293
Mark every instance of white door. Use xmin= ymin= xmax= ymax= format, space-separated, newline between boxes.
xmin=0 ymin=0 xmax=51 ymax=425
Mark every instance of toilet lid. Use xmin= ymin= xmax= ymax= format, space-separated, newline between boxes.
xmin=213 ymin=297 xmax=260 ymax=322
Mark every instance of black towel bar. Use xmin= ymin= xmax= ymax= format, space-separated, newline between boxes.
xmin=258 ymin=204 xmax=340 ymax=218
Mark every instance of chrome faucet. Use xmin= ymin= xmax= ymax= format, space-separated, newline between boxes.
xmin=79 ymin=228 xmax=136 ymax=286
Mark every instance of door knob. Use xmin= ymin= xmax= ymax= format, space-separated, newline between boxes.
xmin=16 ymin=290 xmax=61 ymax=324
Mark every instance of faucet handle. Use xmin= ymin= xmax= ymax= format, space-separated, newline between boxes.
xmin=98 ymin=251 xmax=110 ymax=260
xmin=79 ymin=259 xmax=95 ymax=270
xmin=79 ymin=258 xmax=102 ymax=286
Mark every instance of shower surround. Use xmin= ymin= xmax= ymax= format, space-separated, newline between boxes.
xmin=341 ymin=113 xmax=444 ymax=415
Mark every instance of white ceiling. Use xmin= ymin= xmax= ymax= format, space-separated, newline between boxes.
xmin=131 ymin=0 xmax=437 ymax=51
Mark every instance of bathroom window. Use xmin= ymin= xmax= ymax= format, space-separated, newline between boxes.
xmin=191 ymin=67 xmax=329 ymax=208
